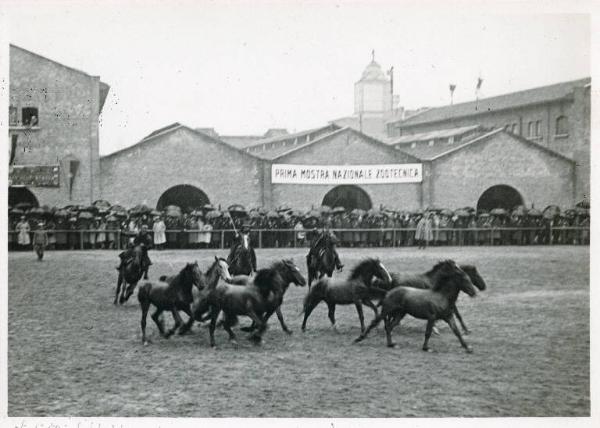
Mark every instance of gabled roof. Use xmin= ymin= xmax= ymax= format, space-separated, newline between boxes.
xmin=387 ymin=125 xmax=483 ymax=145
xmin=399 ymin=128 xmax=574 ymax=163
xmin=261 ymin=126 xmax=421 ymax=162
xmin=11 ymin=44 xmax=111 ymax=113
xmin=245 ymin=124 xmax=340 ymax=149
xmin=220 ymin=135 xmax=265 ymax=149
xmin=389 ymin=77 xmax=591 ymax=128
xmin=101 ymin=123 xmax=263 ymax=160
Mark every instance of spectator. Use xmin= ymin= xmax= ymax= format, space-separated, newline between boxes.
xmin=153 ymin=216 xmax=167 ymax=250
xmin=16 ymin=215 xmax=31 ymax=250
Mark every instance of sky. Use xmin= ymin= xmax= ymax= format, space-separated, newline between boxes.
xmin=1 ymin=1 xmax=592 ymax=155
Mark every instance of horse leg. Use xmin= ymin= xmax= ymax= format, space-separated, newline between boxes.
xmin=362 ymin=298 xmax=379 ymax=318
xmin=453 ymin=306 xmax=470 ymax=334
xmin=274 ymin=306 xmax=292 ymax=334
xmin=165 ymin=309 xmax=184 ymax=338
xmin=245 ymin=304 xmax=267 ymax=344
xmin=114 ymin=271 xmax=123 ymax=305
xmin=301 ymin=297 xmax=321 ymax=332
xmin=151 ymin=308 xmax=166 ymax=337
xmin=354 ymin=301 xmax=366 ymax=333
xmin=124 ymin=281 xmax=137 ymax=303
xmin=178 ymin=305 xmax=195 ymax=335
xmin=208 ymin=306 xmax=220 ymax=347
xmin=384 ymin=315 xmax=395 ymax=348
xmin=326 ymin=302 xmax=338 ymax=332
xmin=422 ymin=319 xmax=435 ymax=352
xmin=354 ymin=311 xmax=384 ymax=343
xmin=222 ymin=312 xmax=238 ymax=345
xmin=140 ymin=300 xmax=151 ymax=345
xmin=445 ymin=315 xmax=473 ymax=353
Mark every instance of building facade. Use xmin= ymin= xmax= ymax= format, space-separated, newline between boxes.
xmin=8 ymin=45 xmax=109 ymax=207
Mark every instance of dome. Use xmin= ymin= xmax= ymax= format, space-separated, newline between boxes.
xmin=360 ymin=60 xmax=386 ymax=81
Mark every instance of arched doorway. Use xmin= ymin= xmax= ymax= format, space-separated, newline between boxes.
xmin=156 ymin=185 xmax=210 ymax=213
xmin=322 ymin=185 xmax=372 ymax=211
xmin=8 ymin=186 xmax=39 ymax=208
xmin=477 ymin=185 xmax=524 ymax=212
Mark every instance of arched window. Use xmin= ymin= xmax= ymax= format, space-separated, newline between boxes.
xmin=556 ymin=116 xmax=568 ymax=135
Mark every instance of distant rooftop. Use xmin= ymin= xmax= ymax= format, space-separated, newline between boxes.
xmin=388 ymin=125 xmax=483 ymax=145
xmin=389 ymin=77 xmax=591 ymax=128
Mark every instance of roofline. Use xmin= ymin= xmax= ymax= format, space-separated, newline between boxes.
xmin=271 ymin=126 xmax=421 ymax=163
xmin=389 ymin=77 xmax=591 ymax=128
xmin=244 ymin=123 xmax=340 ymax=148
xmin=10 ymin=44 xmax=107 ymax=84
xmin=101 ymin=124 xmax=263 ymax=161
xmin=429 ymin=128 xmax=575 ymax=163
xmin=389 ymin=125 xmax=483 ymax=146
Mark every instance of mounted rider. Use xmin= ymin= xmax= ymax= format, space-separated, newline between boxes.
xmin=307 ymin=227 xmax=343 ymax=271
xmin=116 ymin=224 xmax=153 ymax=279
xmin=228 ymin=223 xmax=257 ymax=273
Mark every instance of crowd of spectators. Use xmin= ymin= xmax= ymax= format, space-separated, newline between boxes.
xmin=8 ymin=199 xmax=590 ymax=251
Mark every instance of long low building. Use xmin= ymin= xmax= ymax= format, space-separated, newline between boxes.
xmin=8 ymin=45 xmax=587 ymax=213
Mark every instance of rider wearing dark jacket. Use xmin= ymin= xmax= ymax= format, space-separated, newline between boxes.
xmin=117 ymin=225 xmax=153 ymax=279
xmin=307 ymin=228 xmax=343 ymax=271
xmin=228 ymin=224 xmax=257 ymax=273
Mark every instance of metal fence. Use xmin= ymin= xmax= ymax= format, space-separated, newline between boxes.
xmin=8 ymin=226 xmax=590 ymax=251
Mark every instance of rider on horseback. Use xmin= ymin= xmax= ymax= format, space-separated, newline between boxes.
xmin=116 ymin=224 xmax=153 ymax=279
xmin=307 ymin=227 xmax=343 ymax=271
xmin=228 ymin=223 xmax=257 ymax=273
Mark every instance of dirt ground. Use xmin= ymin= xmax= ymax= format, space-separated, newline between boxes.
xmin=7 ymin=246 xmax=589 ymax=417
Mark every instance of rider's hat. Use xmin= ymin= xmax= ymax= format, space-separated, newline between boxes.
xmin=241 ymin=222 xmax=251 ymax=232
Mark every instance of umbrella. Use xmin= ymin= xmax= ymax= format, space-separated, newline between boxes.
xmin=512 ymin=205 xmax=527 ymax=216
xmin=54 ymin=209 xmax=69 ymax=218
xmin=287 ymin=209 xmax=303 ymax=218
xmin=543 ymin=205 xmax=561 ymax=219
xmin=454 ymin=209 xmax=471 ymax=218
xmin=332 ymin=206 xmax=346 ymax=214
xmin=81 ymin=205 xmax=98 ymax=213
xmin=266 ymin=211 xmax=279 ymax=219
xmin=10 ymin=208 xmax=24 ymax=215
xmin=106 ymin=215 xmax=118 ymax=222
xmin=150 ymin=209 xmax=161 ymax=216
xmin=205 ymin=210 xmax=221 ymax=219
xmin=479 ymin=213 xmax=490 ymax=218
xmin=15 ymin=202 xmax=33 ymax=210
xmin=164 ymin=205 xmax=181 ymax=212
xmin=440 ymin=208 xmax=454 ymax=216
xmin=78 ymin=211 xmax=94 ymax=220
xmin=528 ymin=209 xmax=543 ymax=217
xmin=190 ymin=210 xmax=204 ymax=217
xmin=92 ymin=199 xmax=111 ymax=210
xmin=277 ymin=205 xmax=291 ymax=213
xmin=131 ymin=204 xmax=151 ymax=214
xmin=228 ymin=204 xmax=246 ymax=212
xmin=29 ymin=207 xmax=45 ymax=215
xmin=350 ymin=208 xmax=366 ymax=217
xmin=319 ymin=205 xmax=332 ymax=214
xmin=576 ymin=199 xmax=590 ymax=209
xmin=203 ymin=204 xmax=216 ymax=211
xmin=248 ymin=210 xmax=261 ymax=219
xmin=306 ymin=209 xmax=321 ymax=219
xmin=490 ymin=208 xmax=508 ymax=216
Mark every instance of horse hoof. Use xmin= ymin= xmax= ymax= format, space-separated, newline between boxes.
xmin=354 ymin=337 xmax=363 ymax=343
xmin=387 ymin=343 xmax=397 ymax=348
xmin=284 ymin=329 xmax=293 ymax=335
xmin=422 ymin=347 xmax=431 ymax=352
xmin=432 ymin=327 xmax=440 ymax=336
xmin=143 ymin=341 xmax=149 ymax=346
xmin=466 ymin=347 xmax=473 ymax=354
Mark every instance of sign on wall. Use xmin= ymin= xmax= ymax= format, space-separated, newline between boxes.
xmin=271 ymin=163 xmax=422 ymax=185
xmin=9 ymin=165 xmax=60 ymax=187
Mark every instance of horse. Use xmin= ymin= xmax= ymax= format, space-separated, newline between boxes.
xmin=138 ymin=257 xmax=231 ymax=345
xmin=306 ymin=242 xmax=336 ymax=289
xmin=371 ymin=264 xmax=487 ymax=334
xmin=301 ymin=258 xmax=392 ymax=333
xmin=114 ymin=244 xmax=145 ymax=305
xmin=227 ymin=240 xmax=255 ymax=276
xmin=203 ymin=260 xmax=305 ymax=347
xmin=354 ymin=260 xmax=477 ymax=353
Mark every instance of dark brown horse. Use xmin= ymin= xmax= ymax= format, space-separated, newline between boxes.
xmin=203 ymin=260 xmax=305 ymax=347
xmin=114 ymin=244 xmax=145 ymax=305
xmin=138 ymin=257 xmax=231 ymax=345
xmin=301 ymin=258 xmax=392 ymax=333
xmin=354 ymin=260 xmax=477 ymax=353
xmin=372 ymin=264 xmax=486 ymax=334
xmin=307 ymin=239 xmax=336 ymax=289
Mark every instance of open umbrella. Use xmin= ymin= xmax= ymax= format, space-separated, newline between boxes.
xmin=350 ymin=208 xmax=366 ymax=217
xmin=490 ymin=208 xmax=508 ymax=216
xmin=319 ymin=205 xmax=332 ymax=214
xmin=528 ymin=209 xmax=543 ymax=217
xmin=306 ymin=209 xmax=321 ymax=219
xmin=150 ymin=209 xmax=161 ymax=217
xmin=164 ymin=205 xmax=181 ymax=212
xmin=248 ymin=210 xmax=261 ymax=219
xmin=542 ymin=205 xmax=560 ymax=219
xmin=228 ymin=205 xmax=247 ymax=216
xmin=454 ymin=209 xmax=471 ymax=218
xmin=190 ymin=210 xmax=204 ymax=217
xmin=131 ymin=204 xmax=151 ymax=215
xmin=205 ymin=210 xmax=221 ymax=219
xmin=277 ymin=205 xmax=291 ymax=213
xmin=92 ymin=199 xmax=112 ymax=211
xmin=266 ymin=211 xmax=279 ymax=219
xmin=54 ymin=209 xmax=68 ymax=218
xmin=78 ymin=211 xmax=94 ymax=220
xmin=29 ymin=207 xmax=45 ymax=215
xmin=440 ymin=208 xmax=454 ymax=216
xmin=15 ymin=202 xmax=33 ymax=210
xmin=332 ymin=206 xmax=346 ymax=214
xmin=203 ymin=203 xmax=216 ymax=211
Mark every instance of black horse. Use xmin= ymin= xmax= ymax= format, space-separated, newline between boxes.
xmin=114 ymin=244 xmax=145 ymax=305
xmin=372 ymin=264 xmax=487 ymax=334
xmin=203 ymin=260 xmax=305 ymax=347
xmin=138 ymin=257 xmax=231 ymax=345
xmin=227 ymin=240 xmax=255 ymax=276
xmin=229 ymin=259 xmax=307 ymax=334
xmin=306 ymin=242 xmax=336 ymax=290
xmin=355 ymin=260 xmax=477 ymax=353
xmin=301 ymin=258 xmax=392 ymax=333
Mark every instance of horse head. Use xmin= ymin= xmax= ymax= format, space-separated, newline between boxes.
xmin=131 ymin=244 xmax=144 ymax=267
xmin=213 ymin=256 xmax=232 ymax=282
xmin=278 ymin=259 xmax=307 ymax=287
xmin=459 ymin=264 xmax=487 ymax=291
xmin=184 ymin=261 xmax=204 ymax=290
xmin=430 ymin=260 xmax=477 ymax=297
xmin=350 ymin=258 xmax=392 ymax=285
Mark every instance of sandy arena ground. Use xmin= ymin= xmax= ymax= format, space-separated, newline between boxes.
xmin=7 ymin=246 xmax=589 ymax=417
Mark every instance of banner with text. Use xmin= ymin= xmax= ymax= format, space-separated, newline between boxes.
xmin=271 ymin=163 xmax=422 ymax=185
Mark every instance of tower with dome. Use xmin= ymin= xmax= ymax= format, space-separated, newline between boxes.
xmin=354 ymin=50 xmax=393 ymax=117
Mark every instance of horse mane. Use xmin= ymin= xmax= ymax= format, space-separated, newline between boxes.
xmin=425 ymin=260 xmax=455 ymax=277
xmin=427 ymin=260 xmax=464 ymax=292
xmin=349 ymin=258 xmax=378 ymax=280
xmin=254 ymin=267 xmax=281 ymax=298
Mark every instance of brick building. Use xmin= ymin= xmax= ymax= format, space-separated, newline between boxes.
xmin=8 ymin=45 xmax=109 ymax=207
